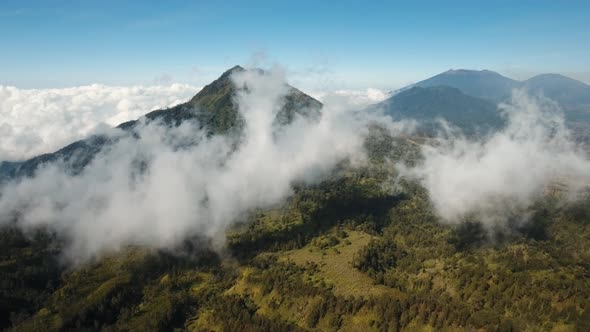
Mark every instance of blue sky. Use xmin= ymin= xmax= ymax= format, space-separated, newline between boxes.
xmin=1 ymin=0 xmax=589 ymax=90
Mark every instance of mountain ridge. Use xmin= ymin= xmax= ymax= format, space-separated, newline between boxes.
xmin=404 ymin=69 xmax=590 ymax=109
xmin=0 ymin=66 xmax=322 ymax=180
xmin=523 ymin=73 xmax=590 ymax=109
xmin=370 ymin=85 xmax=504 ymax=134
xmin=409 ymin=69 xmax=521 ymax=101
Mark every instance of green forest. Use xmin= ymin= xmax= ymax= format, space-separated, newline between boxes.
xmin=1 ymin=133 xmax=590 ymax=332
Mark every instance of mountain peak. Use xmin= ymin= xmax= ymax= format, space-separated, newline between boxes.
xmin=526 ymin=73 xmax=588 ymax=86
xmin=220 ymin=65 xmax=245 ymax=78
xmin=443 ymin=69 xmax=502 ymax=76
xmin=406 ymin=69 xmax=590 ymax=109
xmin=529 ymin=73 xmax=566 ymax=78
xmin=372 ymin=84 xmax=503 ymax=134
xmin=2 ymin=66 xmax=323 ymax=178
xmin=524 ymin=73 xmax=590 ymax=108
xmin=414 ymin=69 xmax=519 ymax=100
xmin=188 ymin=66 xmax=245 ymax=106
xmin=228 ymin=64 xmax=245 ymax=71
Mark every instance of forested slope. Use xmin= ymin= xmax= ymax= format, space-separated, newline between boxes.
xmin=2 ymin=132 xmax=590 ymax=331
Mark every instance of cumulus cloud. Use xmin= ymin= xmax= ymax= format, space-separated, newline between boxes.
xmin=0 ymin=67 xmax=374 ymax=263
xmin=400 ymin=90 xmax=590 ymax=226
xmin=0 ymin=84 xmax=201 ymax=160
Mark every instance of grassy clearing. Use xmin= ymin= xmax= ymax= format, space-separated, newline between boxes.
xmin=279 ymin=229 xmax=399 ymax=298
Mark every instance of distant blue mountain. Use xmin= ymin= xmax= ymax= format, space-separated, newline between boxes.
xmin=370 ymin=85 xmax=504 ymax=134
xmin=373 ymin=68 xmax=590 ymax=135
xmin=410 ymin=69 xmax=520 ymax=101
xmin=405 ymin=69 xmax=590 ymax=111
xmin=523 ymin=73 xmax=590 ymax=110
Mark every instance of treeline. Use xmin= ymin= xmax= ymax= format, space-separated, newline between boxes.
xmin=348 ymin=191 xmax=590 ymax=330
xmin=226 ymin=166 xmax=403 ymax=259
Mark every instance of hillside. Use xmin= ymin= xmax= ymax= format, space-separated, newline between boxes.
xmin=523 ymin=73 xmax=590 ymax=110
xmin=410 ymin=69 xmax=520 ymax=101
xmin=370 ymin=85 xmax=504 ymax=134
xmin=409 ymin=69 xmax=590 ymax=112
xmin=2 ymin=134 xmax=590 ymax=331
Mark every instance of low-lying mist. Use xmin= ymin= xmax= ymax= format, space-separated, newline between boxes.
xmin=0 ymin=67 xmax=379 ymax=263
xmin=1 ymin=66 xmax=589 ymax=263
xmin=399 ymin=91 xmax=590 ymax=227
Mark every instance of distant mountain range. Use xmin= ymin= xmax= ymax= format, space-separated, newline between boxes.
xmin=369 ymin=85 xmax=504 ymax=134
xmin=522 ymin=73 xmax=590 ymax=110
xmin=406 ymin=69 xmax=590 ymax=110
xmin=376 ymin=69 xmax=590 ymax=133
xmin=409 ymin=69 xmax=520 ymax=101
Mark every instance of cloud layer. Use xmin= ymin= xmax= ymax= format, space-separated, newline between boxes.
xmin=0 ymin=84 xmax=201 ymax=160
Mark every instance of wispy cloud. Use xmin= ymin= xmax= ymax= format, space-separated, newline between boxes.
xmin=0 ymin=67 xmax=375 ymax=263
xmin=399 ymin=91 xmax=590 ymax=227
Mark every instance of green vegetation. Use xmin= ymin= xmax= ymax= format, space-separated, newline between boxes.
xmin=2 ymin=135 xmax=590 ymax=331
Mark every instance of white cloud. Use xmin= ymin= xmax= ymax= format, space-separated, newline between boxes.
xmin=400 ymin=91 xmax=590 ymax=226
xmin=0 ymin=84 xmax=201 ymax=160
xmin=311 ymin=88 xmax=390 ymax=109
